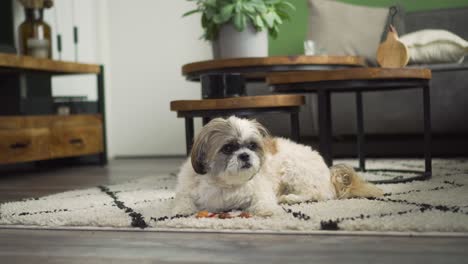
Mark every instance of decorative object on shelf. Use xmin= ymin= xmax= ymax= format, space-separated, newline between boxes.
xmin=183 ymin=0 xmax=295 ymax=59
xmin=376 ymin=25 xmax=409 ymax=68
xmin=53 ymin=96 xmax=90 ymax=115
xmin=400 ymin=29 xmax=468 ymax=64
xmin=304 ymin=40 xmax=326 ymax=56
xmin=18 ymin=0 xmax=54 ymax=59
xmin=377 ymin=7 xmax=409 ymax=68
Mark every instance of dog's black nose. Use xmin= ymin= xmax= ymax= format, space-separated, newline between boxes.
xmin=238 ymin=153 xmax=250 ymax=162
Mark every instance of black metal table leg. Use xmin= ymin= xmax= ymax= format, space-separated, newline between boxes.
xmin=317 ymin=89 xmax=333 ymax=166
xmin=97 ymin=65 xmax=108 ymax=166
xmin=423 ymin=83 xmax=432 ymax=179
xmin=356 ymin=91 xmax=366 ymax=171
xmin=202 ymin=117 xmax=211 ymax=126
xmin=290 ymin=112 xmax=300 ymax=142
xmin=185 ymin=117 xmax=194 ymax=155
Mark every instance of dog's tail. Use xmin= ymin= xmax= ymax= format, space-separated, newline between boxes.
xmin=330 ymin=164 xmax=384 ymax=199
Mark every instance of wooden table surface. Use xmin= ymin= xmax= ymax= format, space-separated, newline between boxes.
xmin=0 ymin=52 xmax=101 ymax=75
xmin=182 ymin=55 xmax=366 ymax=81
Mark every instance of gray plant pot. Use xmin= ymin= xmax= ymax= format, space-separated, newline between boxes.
xmin=212 ymin=23 xmax=268 ymax=59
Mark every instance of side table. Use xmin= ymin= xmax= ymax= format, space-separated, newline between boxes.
xmin=267 ymin=68 xmax=432 ymax=183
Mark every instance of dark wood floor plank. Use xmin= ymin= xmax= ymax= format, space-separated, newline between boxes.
xmin=0 ymin=158 xmax=184 ymax=202
xmin=0 ymin=229 xmax=467 ymax=263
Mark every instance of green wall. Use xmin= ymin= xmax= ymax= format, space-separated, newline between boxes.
xmin=269 ymin=0 xmax=468 ymax=56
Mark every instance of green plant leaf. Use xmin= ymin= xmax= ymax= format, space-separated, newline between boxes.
xmin=220 ymin=3 xmax=235 ymax=18
xmin=262 ymin=11 xmax=275 ymax=28
xmin=182 ymin=9 xmax=201 ymax=17
xmin=255 ymin=14 xmax=264 ymax=29
xmin=204 ymin=7 xmax=215 ymax=19
xmin=211 ymin=4 xmax=233 ymax=24
xmin=233 ymin=12 xmax=246 ymax=31
xmin=201 ymin=13 xmax=208 ymax=27
xmin=213 ymin=14 xmax=223 ymax=24
xmin=276 ymin=9 xmax=289 ymax=20
xmin=183 ymin=0 xmax=295 ymax=40
xmin=242 ymin=2 xmax=256 ymax=13
xmin=235 ymin=1 xmax=242 ymax=12
xmin=205 ymin=0 xmax=217 ymax=7
xmin=277 ymin=1 xmax=296 ymax=11
xmin=271 ymin=11 xmax=282 ymax=24
xmin=249 ymin=0 xmax=266 ymax=12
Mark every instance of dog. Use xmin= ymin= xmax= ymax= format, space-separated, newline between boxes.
xmin=172 ymin=116 xmax=383 ymax=217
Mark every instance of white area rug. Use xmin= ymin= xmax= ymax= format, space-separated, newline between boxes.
xmin=1 ymin=159 xmax=468 ymax=234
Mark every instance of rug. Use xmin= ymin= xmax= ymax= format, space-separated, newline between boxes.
xmin=1 ymin=159 xmax=467 ymax=233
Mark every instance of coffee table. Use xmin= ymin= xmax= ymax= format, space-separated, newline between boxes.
xmin=182 ymin=55 xmax=366 ymax=98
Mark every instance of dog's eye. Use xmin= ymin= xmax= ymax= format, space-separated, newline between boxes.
xmin=221 ymin=143 xmax=238 ymax=154
xmin=247 ymin=142 xmax=258 ymax=150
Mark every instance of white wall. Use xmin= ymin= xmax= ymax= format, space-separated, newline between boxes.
xmin=106 ymin=0 xmax=211 ymax=156
xmin=13 ymin=0 xmax=211 ymax=157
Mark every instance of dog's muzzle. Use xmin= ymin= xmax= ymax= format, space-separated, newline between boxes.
xmin=238 ymin=153 xmax=252 ymax=169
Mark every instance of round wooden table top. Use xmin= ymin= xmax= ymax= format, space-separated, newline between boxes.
xmin=182 ymin=55 xmax=366 ymax=81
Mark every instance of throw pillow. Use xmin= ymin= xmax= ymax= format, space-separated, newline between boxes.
xmin=400 ymin=29 xmax=468 ymax=64
xmin=307 ymin=0 xmax=404 ymax=65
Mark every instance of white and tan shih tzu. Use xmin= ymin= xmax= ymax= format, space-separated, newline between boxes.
xmin=172 ymin=116 xmax=383 ymax=217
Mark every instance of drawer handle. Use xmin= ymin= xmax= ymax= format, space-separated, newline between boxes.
xmin=10 ymin=142 xmax=30 ymax=149
xmin=69 ymin=138 xmax=84 ymax=145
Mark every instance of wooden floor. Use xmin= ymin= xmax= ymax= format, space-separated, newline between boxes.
xmin=1 ymin=158 xmax=467 ymax=263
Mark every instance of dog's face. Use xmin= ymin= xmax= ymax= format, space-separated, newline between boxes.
xmin=190 ymin=116 xmax=268 ymax=186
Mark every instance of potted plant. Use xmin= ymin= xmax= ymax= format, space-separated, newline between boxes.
xmin=184 ymin=0 xmax=295 ymax=59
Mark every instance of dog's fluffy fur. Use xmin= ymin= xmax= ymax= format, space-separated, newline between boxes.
xmin=172 ymin=116 xmax=383 ymax=217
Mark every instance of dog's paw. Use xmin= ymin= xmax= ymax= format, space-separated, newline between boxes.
xmin=250 ymin=205 xmax=284 ymax=218
xmin=172 ymin=203 xmax=197 ymax=217
xmin=278 ymin=194 xmax=304 ymax=205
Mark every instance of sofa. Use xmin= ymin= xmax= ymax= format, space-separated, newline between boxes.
xmin=256 ymin=7 xmax=468 ymax=157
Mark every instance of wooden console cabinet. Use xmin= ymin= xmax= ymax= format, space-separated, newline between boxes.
xmin=0 ymin=53 xmax=107 ymax=165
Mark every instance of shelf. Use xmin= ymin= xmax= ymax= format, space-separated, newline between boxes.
xmin=0 ymin=53 xmax=101 ymax=75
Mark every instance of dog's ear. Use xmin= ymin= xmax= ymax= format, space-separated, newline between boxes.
xmin=190 ymin=118 xmax=226 ymax=175
xmin=190 ymin=133 xmax=208 ymax=175
xmin=250 ymin=119 xmax=269 ymax=138
xmin=250 ymin=119 xmax=277 ymax=154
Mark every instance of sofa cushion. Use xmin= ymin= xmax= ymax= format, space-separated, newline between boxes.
xmin=307 ymin=0 xmax=404 ymax=65
xmin=400 ymin=29 xmax=468 ymax=64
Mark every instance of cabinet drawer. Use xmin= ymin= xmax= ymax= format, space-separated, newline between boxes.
xmin=50 ymin=124 xmax=103 ymax=158
xmin=0 ymin=128 xmax=50 ymax=164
